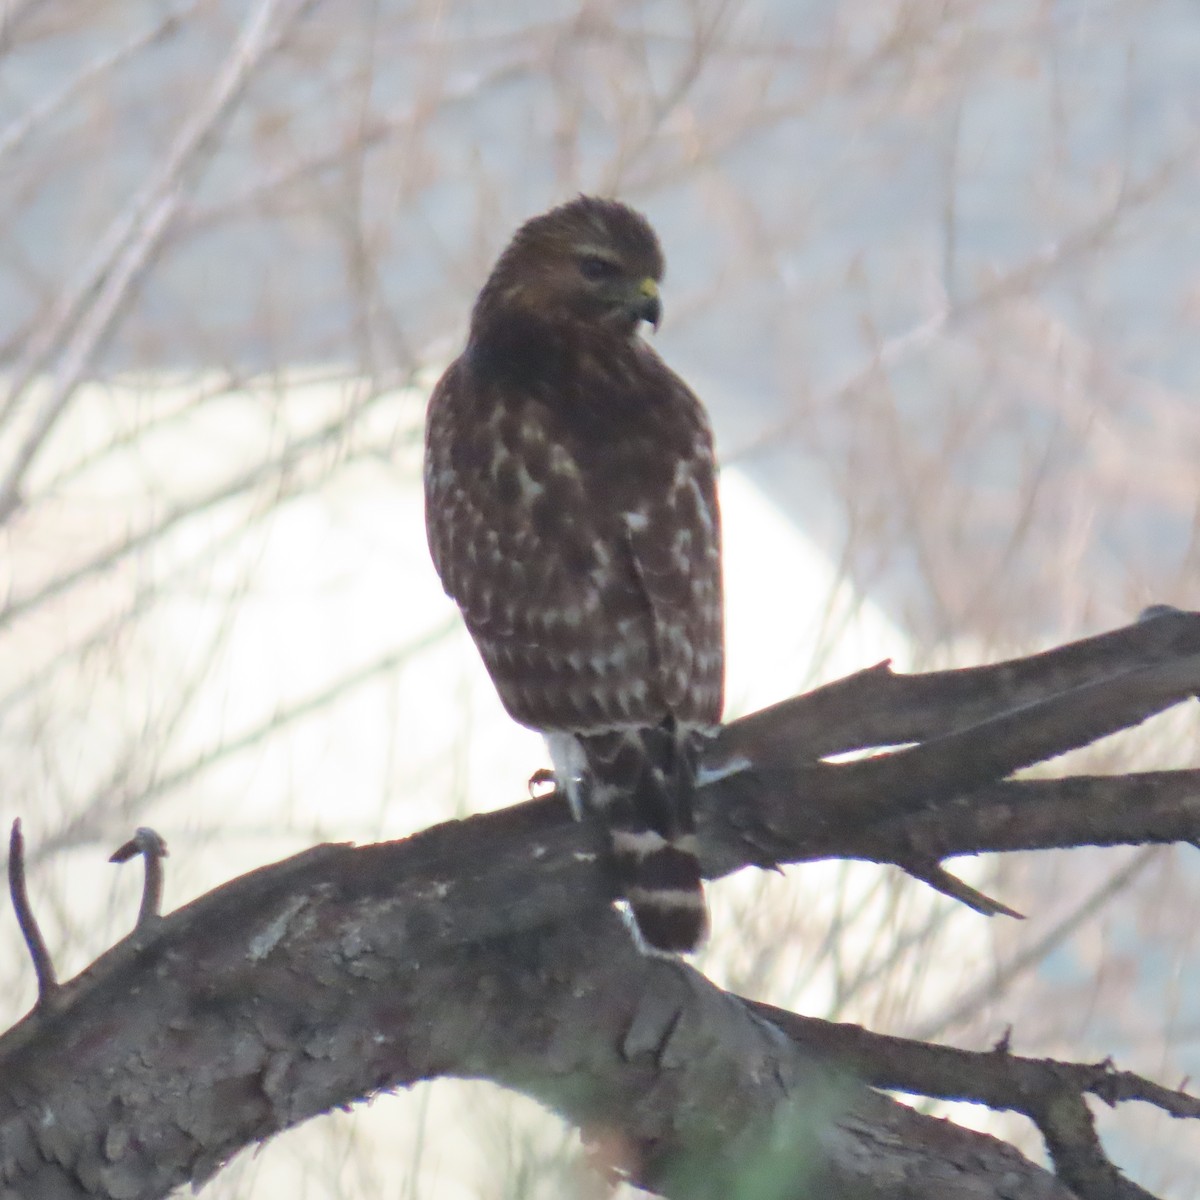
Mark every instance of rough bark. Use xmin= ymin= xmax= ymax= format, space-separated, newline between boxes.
xmin=3 ymin=608 xmax=1200 ymax=1200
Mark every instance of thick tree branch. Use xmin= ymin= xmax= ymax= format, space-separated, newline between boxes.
xmin=700 ymin=606 xmax=1200 ymax=877
xmin=717 ymin=605 xmax=1200 ymax=764
xmin=0 ymin=836 xmax=1075 ymax=1200
xmin=3 ymin=611 xmax=1199 ymax=1198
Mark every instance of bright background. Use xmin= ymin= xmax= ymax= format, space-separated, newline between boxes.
xmin=2 ymin=2 xmax=1199 ymax=1195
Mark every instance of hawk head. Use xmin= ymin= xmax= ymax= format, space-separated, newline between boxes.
xmin=472 ymin=196 xmax=666 ymax=340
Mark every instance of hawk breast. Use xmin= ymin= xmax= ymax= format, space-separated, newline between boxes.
xmin=424 ymin=341 xmax=723 ymax=734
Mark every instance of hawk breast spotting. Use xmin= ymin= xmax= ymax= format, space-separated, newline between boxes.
xmin=424 ymin=196 xmax=724 ymax=952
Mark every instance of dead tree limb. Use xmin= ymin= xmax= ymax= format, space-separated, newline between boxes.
xmin=2 ymin=610 xmax=1199 ymax=1199
xmin=0 ymin=840 xmax=1078 ymax=1200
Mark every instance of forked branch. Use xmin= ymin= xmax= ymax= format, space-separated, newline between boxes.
xmin=1 ymin=610 xmax=1198 ymax=1199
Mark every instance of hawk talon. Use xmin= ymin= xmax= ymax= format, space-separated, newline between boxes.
xmin=528 ymin=768 xmax=559 ymax=800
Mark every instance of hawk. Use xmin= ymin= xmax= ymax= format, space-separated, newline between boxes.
xmin=424 ymin=196 xmax=723 ymax=952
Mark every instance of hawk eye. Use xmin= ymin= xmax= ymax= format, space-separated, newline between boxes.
xmin=579 ymin=254 xmax=619 ymax=282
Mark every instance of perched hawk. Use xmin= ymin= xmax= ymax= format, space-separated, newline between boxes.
xmin=424 ymin=196 xmax=723 ymax=952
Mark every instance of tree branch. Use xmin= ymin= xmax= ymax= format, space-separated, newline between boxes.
xmin=0 ymin=837 xmax=1076 ymax=1200
xmin=746 ymin=1001 xmax=1199 ymax=1200
xmin=6 ymin=820 xmax=57 ymax=1007
xmin=3 ymin=611 xmax=1199 ymax=1198
xmin=700 ymin=606 xmax=1200 ymax=878
xmin=109 ymin=828 xmax=170 ymax=930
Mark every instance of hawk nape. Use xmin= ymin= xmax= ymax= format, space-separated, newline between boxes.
xmin=423 ymin=196 xmax=724 ymax=953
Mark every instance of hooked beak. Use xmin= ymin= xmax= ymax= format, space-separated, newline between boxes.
xmin=635 ymin=277 xmax=662 ymax=331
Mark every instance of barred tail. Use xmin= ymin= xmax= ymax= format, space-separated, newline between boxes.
xmin=576 ymin=724 xmax=709 ymax=954
xmin=611 ymin=826 xmax=708 ymax=952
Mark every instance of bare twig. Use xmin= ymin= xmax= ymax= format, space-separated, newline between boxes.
xmin=7 ymin=820 xmax=57 ymax=1004
xmin=110 ymin=827 xmax=170 ymax=928
xmin=894 ymin=858 xmax=1023 ymax=920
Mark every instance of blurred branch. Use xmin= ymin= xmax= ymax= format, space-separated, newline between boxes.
xmin=176 ymin=59 xmax=543 ymax=234
xmin=908 ymin=847 xmax=1163 ymax=1044
xmin=725 ymin=130 xmax=1200 ymax=468
xmin=0 ymin=0 xmax=324 ymax=520
xmin=0 ymin=380 xmax=392 ymax=630
xmin=25 ymin=627 xmax=456 ymax=869
xmin=0 ymin=0 xmax=39 ymax=54
xmin=0 ymin=1 xmax=200 ymax=162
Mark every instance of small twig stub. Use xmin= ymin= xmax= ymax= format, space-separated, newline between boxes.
xmin=111 ymin=826 xmax=170 ymax=928
xmin=8 ymin=818 xmax=58 ymax=1004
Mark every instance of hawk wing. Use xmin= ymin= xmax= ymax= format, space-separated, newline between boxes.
xmin=424 ymin=352 xmax=723 ymax=734
xmin=619 ymin=419 xmax=723 ymax=726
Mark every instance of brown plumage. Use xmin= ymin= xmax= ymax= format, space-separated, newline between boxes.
xmin=424 ymin=196 xmax=724 ymax=952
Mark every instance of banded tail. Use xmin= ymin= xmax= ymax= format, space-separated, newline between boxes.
xmin=549 ymin=723 xmax=709 ymax=953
